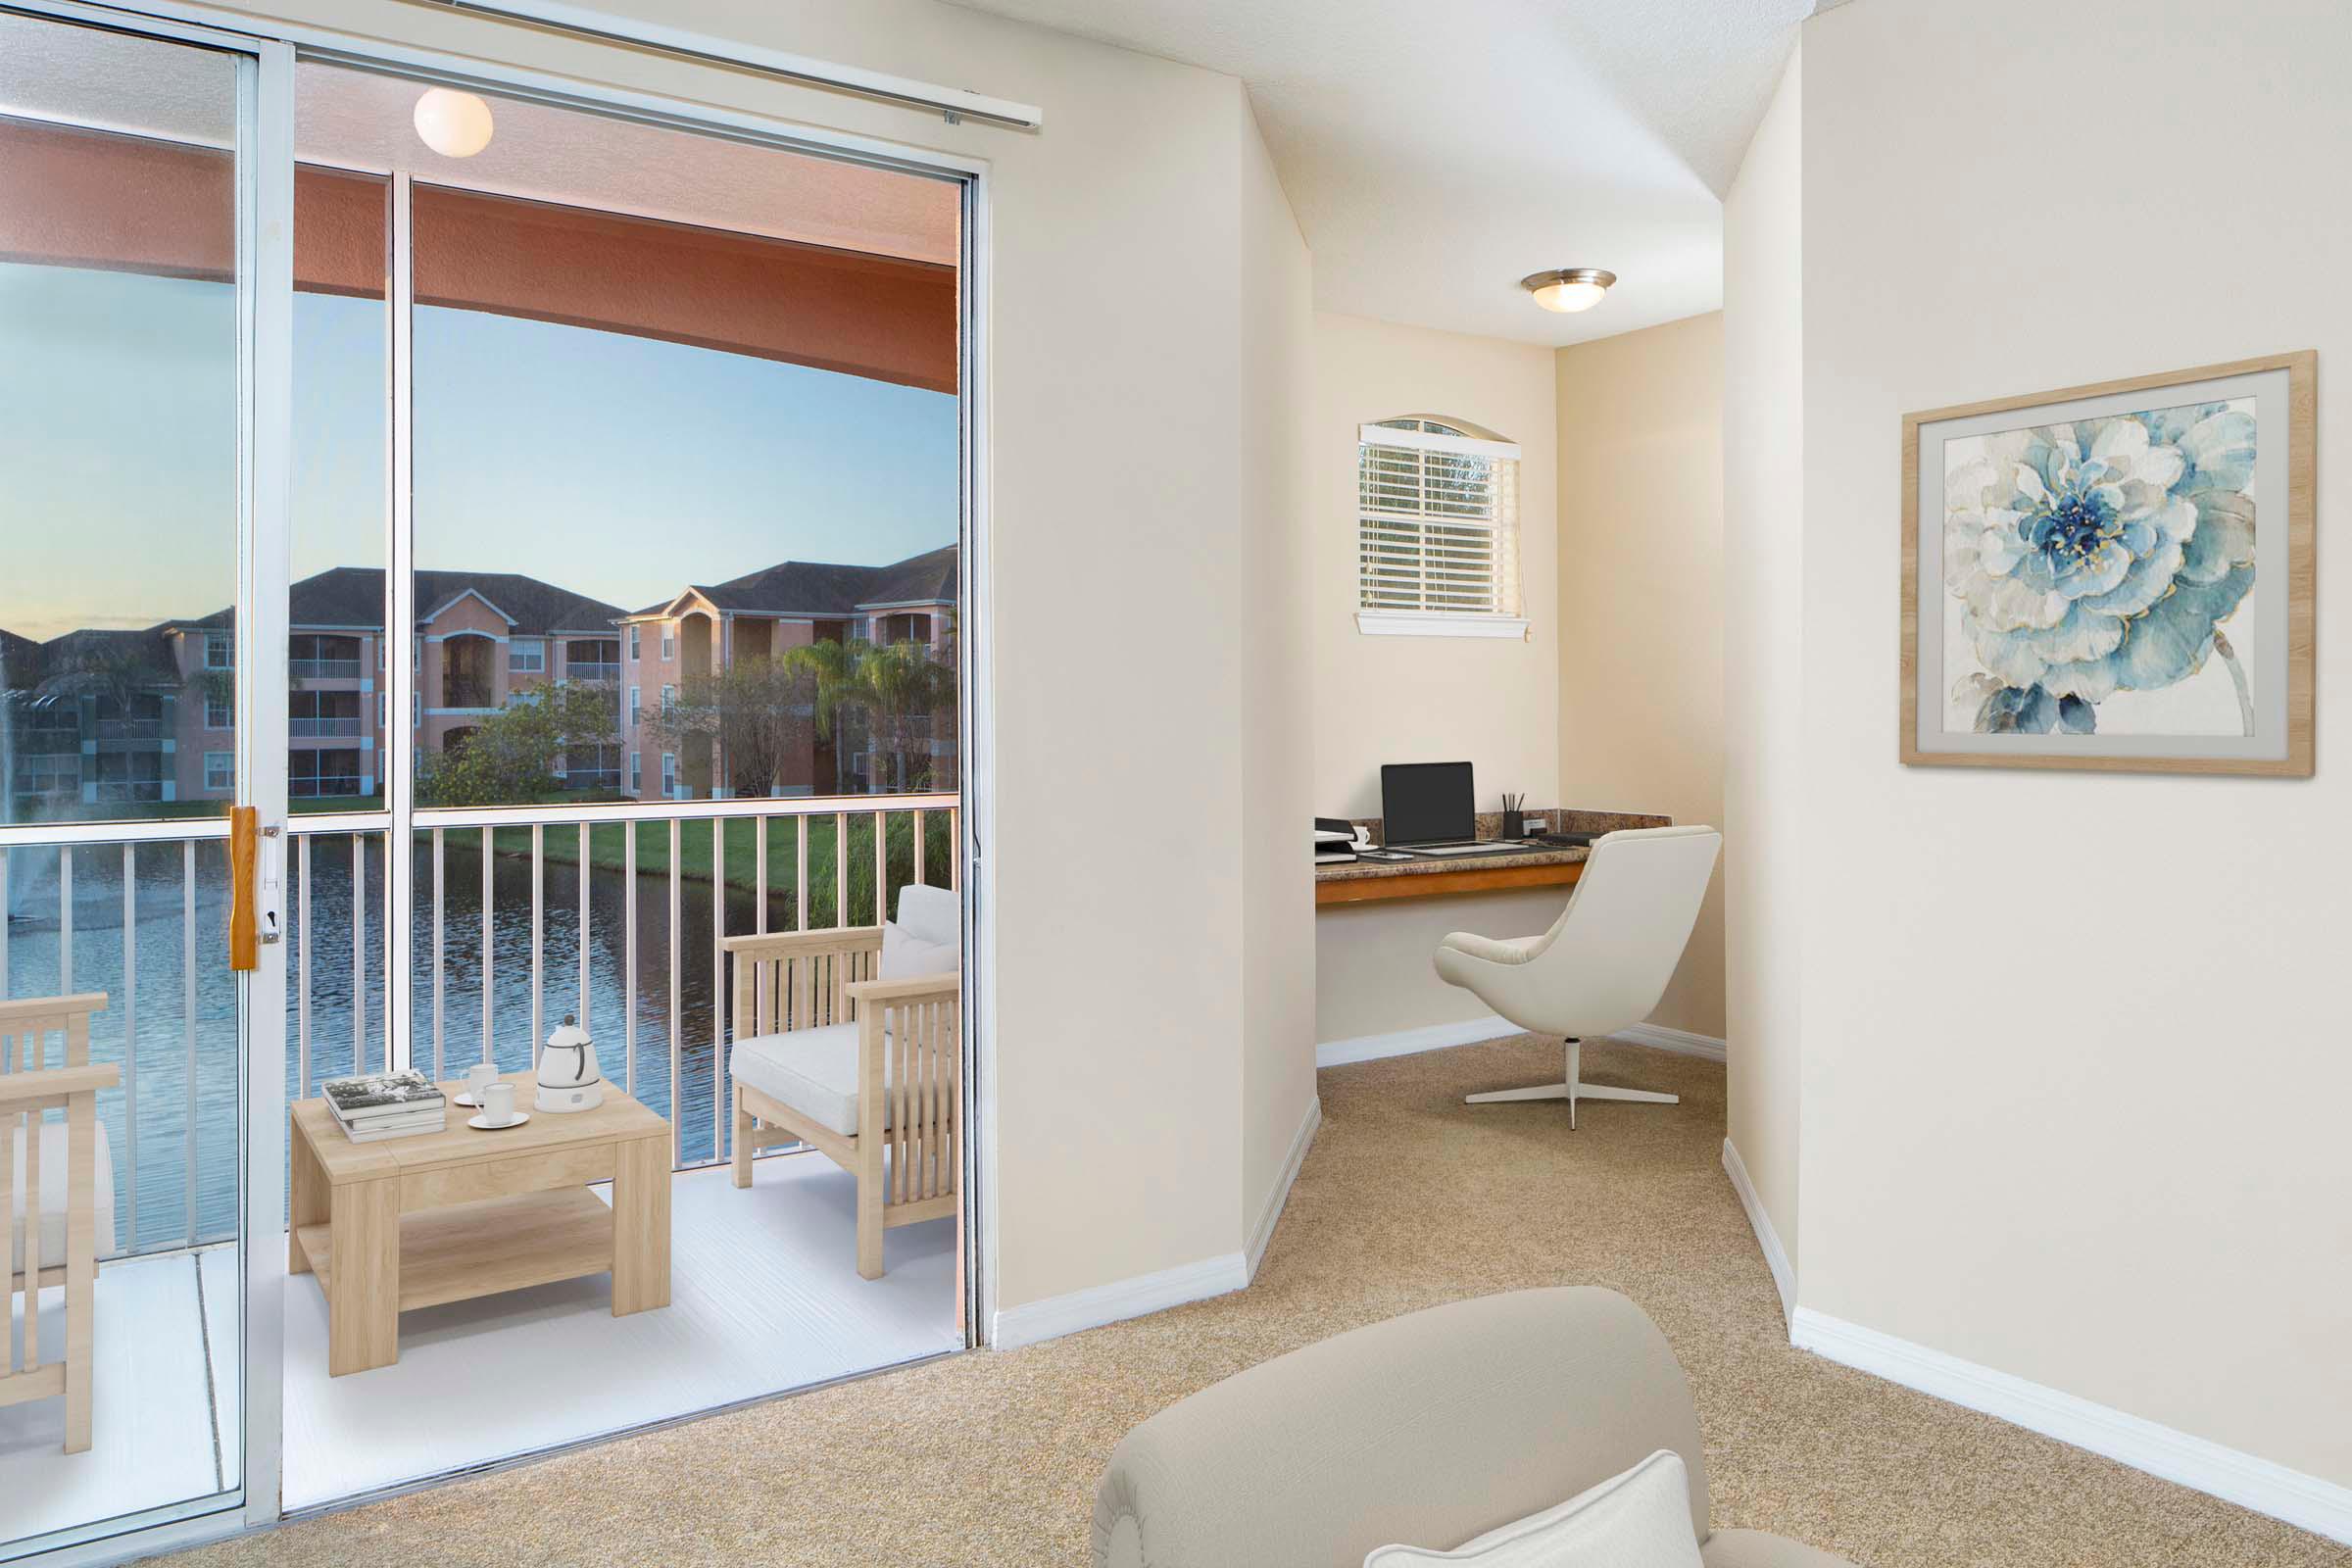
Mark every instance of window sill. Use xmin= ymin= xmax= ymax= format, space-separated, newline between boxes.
xmin=1355 ymin=611 xmax=1530 ymax=641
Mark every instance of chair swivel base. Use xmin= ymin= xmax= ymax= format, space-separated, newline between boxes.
xmin=1462 ymin=1039 xmax=1679 ymax=1129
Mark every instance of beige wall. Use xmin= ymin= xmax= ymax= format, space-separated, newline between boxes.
xmin=1796 ymin=0 xmax=2352 ymax=1491
xmin=1308 ymin=312 xmax=1560 ymax=1046
xmin=1235 ymin=97 xmax=1320 ymax=1243
xmin=1721 ymin=44 xmax=1804 ymax=1273
xmin=1310 ymin=313 xmax=1559 ymax=816
xmin=1553 ymin=313 xmax=1725 ymax=1039
xmin=241 ymin=0 xmax=1316 ymax=1320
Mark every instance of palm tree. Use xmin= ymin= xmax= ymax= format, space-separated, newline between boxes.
xmin=780 ymin=637 xmax=869 ymax=793
xmin=854 ymin=639 xmax=955 ymax=792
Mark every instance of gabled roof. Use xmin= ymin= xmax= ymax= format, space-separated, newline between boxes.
xmin=688 ymin=544 xmax=958 ymax=617
xmin=264 ymin=567 xmax=628 ymax=635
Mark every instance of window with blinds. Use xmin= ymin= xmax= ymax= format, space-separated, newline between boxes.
xmin=1357 ymin=417 xmax=1523 ymax=630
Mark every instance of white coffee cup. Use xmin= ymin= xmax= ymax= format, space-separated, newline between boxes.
xmin=478 ymin=1080 xmax=518 ymax=1127
xmin=463 ymin=1062 xmax=498 ymax=1107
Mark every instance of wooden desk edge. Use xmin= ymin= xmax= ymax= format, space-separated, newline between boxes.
xmin=1315 ymin=858 xmax=1585 ymax=906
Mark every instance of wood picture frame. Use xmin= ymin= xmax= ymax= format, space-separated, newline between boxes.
xmin=1900 ymin=351 xmax=2314 ymax=775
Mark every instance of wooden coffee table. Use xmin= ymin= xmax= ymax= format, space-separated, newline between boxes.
xmin=289 ymin=1071 xmax=671 ymax=1376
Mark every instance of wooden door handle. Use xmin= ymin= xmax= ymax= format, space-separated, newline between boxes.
xmin=230 ymin=806 xmax=258 ymax=971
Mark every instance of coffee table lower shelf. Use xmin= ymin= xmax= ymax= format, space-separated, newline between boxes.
xmin=294 ymin=1186 xmax=615 ymax=1314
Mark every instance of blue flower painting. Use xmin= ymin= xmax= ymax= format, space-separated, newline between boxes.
xmin=1942 ymin=399 xmax=2257 ymax=737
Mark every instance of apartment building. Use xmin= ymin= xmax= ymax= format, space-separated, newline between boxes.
xmin=618 ymin=543 xmax=956 ymax=802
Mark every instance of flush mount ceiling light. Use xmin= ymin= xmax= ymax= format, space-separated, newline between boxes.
xmin=1521 ymin=268 xmax=1616 ymax=314
xmin=414 ymin=87 xmax=495 ymax=158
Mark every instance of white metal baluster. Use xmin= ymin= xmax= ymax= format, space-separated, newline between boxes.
xmin=624 ymin=819 xmax=637 ymax=1099
xmin=577 ymin=822 xmax=590 ymax=1026
xmin=874 ymin=808 xmax=887 ymax=925
xmin=481 ymin=826 xmax=495 ymax=1066
xmin=182 ymin=840 xmax=197 ymax=1246
xmin=667 ymin=818 xmax=681 ymax=1169
xmin=950 ymin=805 xmax=960 ymax=890
xmin=431 ymin=828 xmax=445 ymax=1082
xmin=297 ymin=834 xmax=311 ymax=1097
xmin=60 ymin=845 xmax=73 ymax=994
xmin=711 ymin=818 xmax=724 ymax=1161
xmin=530 ymin=823 xmax=544 ymax=1071
xmin=834 ymin=811 xmax=847 ymax=930
xmin=795 ymin=814 xmax=808 ymax=933
xmin=352 ymin=835 xmax=367 ymax=1071
xmin=121 ymin=843 xmax=137 ymax=1250
xmin=756 ymin=816 xmax=768 ymax=936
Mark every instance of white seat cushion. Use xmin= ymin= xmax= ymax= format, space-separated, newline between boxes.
xmin=732 ymin=1023 xmax=889 ymax=1139
xmin=10 ymin=1117 xmax=116 ymax=1274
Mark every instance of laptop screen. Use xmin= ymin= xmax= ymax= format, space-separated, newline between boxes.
xmin=1381 ymin=761 xmax=1475 ymax=847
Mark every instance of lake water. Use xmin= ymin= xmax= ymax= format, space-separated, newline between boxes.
xmin=1 ymin=835 xmax=817 ymax=1253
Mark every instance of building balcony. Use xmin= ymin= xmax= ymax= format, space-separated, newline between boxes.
xmin=289 ymin=715 xmax=365 ymax=738
xmin=565 ymin=662 xmax=621 ymax=684
xmin=289 ymin=659 xmax=364 ymax=681
xmin=288 ymin=774 xmax=365 ymax=798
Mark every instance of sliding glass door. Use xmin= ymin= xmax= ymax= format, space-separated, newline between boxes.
xmin=0 ymin=3 xmax=289 ymax=1559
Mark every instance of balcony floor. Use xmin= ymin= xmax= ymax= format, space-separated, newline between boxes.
xmin=284 ymin=1151 xmax=958 ymax=1508
xmin=2 ymin=1247 xmax=239 ymax=1552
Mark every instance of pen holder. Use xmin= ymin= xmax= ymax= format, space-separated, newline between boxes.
xmin=1501 ymin=809 xmax=1526 ymax=840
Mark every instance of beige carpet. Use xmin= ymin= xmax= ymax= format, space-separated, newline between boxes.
xmin=179 ymin=1036 xmax=2351 ymax=1567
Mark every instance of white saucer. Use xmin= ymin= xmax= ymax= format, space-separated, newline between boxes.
xmin=452 ymin=1093 xmax=482 ymax=1108
xmin=467 ymin=1111 xmax=531 ymax=1131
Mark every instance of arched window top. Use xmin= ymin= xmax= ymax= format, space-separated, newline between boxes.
xmin=1368 ymin=414 xmax=1510 ymax=444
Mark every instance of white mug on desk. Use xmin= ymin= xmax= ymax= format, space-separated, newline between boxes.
xmin=478 ymin=1080 xmax=518 ymax=1127
xmin=463 ymin=1061 xmax=498 ymax=1107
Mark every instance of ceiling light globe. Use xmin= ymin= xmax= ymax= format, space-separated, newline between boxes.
xmin=1522 ymin=269 xmax=1616 ymax=314
xmin=414 ymin=88 xmax=495 ymax=159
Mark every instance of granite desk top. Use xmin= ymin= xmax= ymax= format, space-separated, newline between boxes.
xmin=1314 ymin=808 xmax=1671 ymax=884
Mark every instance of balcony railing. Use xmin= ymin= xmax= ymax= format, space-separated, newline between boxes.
xmin=290 ymin=658 xmax=364 ymax=681
xmin=92 ymin=779 xmax=165 ymax=803
xmin=443 ymin=680 xmax=493 ymax=710
xmin=93 ymin=718 xmax=167 ymax=740
xmin=289 ymin=715 xmax=365 ymax=738
xmin=289 ymin=775 xmax=365 ymax=799
xmin=565 ymin=662 xmax=621 ymax=683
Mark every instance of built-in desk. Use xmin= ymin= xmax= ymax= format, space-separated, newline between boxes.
xmin=1313 ymin=809 xmax=1669 ymax=907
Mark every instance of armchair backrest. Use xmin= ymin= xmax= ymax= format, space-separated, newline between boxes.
xmin=1094 ymin=1288 xmax=1709 ymax=1567
xmin=1513 ymin=826 xmax=1721 ymax=1035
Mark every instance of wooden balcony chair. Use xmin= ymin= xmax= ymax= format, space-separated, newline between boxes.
xmin=724 ymin=885 xmax=959 ymax=1280
xmin=2 ymin=993 xmax=118 ymax=1454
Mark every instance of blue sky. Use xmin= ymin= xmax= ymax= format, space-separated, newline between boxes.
xmin=0 ymin=264 xmax=958 ymax=640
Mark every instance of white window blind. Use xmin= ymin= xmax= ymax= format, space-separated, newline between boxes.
xmin=1357 ymin=419 xmax=1522 ymax=622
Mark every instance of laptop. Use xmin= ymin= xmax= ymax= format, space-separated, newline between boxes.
xmin=1379 ymin=761 xmax=1494 ymax=855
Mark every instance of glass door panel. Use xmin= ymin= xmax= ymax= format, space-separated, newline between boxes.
xmin=0 ymin=7 xmax=274 ymax=1557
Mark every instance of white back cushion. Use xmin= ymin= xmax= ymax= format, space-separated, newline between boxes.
xmin=1362 ymin=1450 xmax=1700 ymax=1567
xmin=895 ymin=882 xmax=958 ymax=949
xmin=880 ymin=919 xmax=958 ymax=981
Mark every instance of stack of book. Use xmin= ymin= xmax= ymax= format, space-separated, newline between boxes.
xmin=321 ymin=1070 xmax=447 ymax=1143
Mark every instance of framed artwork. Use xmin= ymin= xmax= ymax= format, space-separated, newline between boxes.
xmin=1901 ymin=351 xmax=2314 ymax=775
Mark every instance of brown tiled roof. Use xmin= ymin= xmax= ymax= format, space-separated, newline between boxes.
xmin=689 ymin=544 xmax=957 ymax=617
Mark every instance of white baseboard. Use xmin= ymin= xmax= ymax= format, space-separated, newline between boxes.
xmin=1246 ymin=1096 xmax=1321 ymax=1279
xmin=990 ymin=1251 xmax=1250 ymax=1351
xmin=1612 ymin=1022 xmax=1727 ymax=1062
xmin=1315 ymin=1015 xmax=1726 ymax=1070
xmin=1791 ymin=1308 xmax=2352 ymax=1547
xmin=1315 ymin=1013 xmax=1518 ymax=1068
xmin=1719 ymin=1138 xmax=1794 ymax=1325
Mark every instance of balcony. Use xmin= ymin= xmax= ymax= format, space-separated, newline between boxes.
xmin=564 ymin=662 xmax=621 ymax=684
xmin=91 ymin=717 xmax=166 ymax=741
xmin=289 ymin=658 xmax=363 ymax=681
xmin=289 ymin=715 xmax=365 ymax=738
xmin=288 ymin=774 xmax=365 ymax=798
xmin=0 ymin=799 xmax=959 ymax=1516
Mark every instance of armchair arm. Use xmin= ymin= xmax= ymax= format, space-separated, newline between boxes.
xmin=722 ymin=926 xmax=883 ymax=961
xmin=843 ymin=971 xmax=960 ymax=1008
xmin=0 ymin=1061 xmax=121 ymax=1107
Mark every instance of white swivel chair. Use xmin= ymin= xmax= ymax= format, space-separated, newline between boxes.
xmin=1433 ymin=825 xmax=1721 ymax=1126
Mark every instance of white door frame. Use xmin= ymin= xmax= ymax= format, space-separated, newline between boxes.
xmin=1 ymin=1 xmax=294 ymax=1560
xmin=15 ymin=2 xmax=996 ymax=1557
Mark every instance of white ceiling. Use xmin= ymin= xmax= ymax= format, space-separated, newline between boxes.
xmin=948 ymin=0 xmax=1811 ymax=345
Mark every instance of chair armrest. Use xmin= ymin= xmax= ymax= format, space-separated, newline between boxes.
xmin=722 ymin=926 xmax=883 ymax=962
xmin=0 ymin=1061 xmax=121 ymax=1106
xmin=844 ymin=972 xmax=960 ymax=1007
